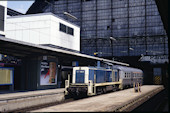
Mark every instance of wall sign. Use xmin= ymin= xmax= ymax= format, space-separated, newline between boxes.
xmin=139 ymin=55 xmax=169 ymax=64
xmin=0 ymin=67 xmax=14 ymax=85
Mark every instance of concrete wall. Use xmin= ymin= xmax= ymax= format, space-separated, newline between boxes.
xmin=5 ymin=13 xmax=80 ymax=51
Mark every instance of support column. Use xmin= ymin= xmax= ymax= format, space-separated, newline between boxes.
xmin=95 ymin=0 xmax=98 ymax=54
xmin=127 ymin=0 xmax=130 ymax=56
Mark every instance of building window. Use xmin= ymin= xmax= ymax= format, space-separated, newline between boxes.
xmin=59 ymin=23 xmax=74 ymax=36
xmin=68 ymin=27 xmax=74 ymax=35
xmin=60 ymin=23 xmax=66 ymax=33
xmin=0 ymin=5 xmax=4 ymax=32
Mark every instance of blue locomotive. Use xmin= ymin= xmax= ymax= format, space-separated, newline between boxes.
xmin=65 ymin=65 xmax=143 ymax=96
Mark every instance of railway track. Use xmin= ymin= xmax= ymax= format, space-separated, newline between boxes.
xmin=132 ymin=89 xmax=168 ymax=112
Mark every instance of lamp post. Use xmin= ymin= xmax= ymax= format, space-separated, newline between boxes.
xmin=120 ymin=47 xmax=134 ymax=54
xmin=110 ymin=37 xmax=117 ymax=57
xmin=93 ymin=37 xmax=117 ymax=57
xmin=129 ymin=47 xmax=134 ymax=51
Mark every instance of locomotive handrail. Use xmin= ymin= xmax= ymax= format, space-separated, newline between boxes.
xmin=95 ymin=82 xmax=121 ymax=87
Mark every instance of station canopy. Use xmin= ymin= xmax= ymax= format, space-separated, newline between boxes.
xmin=0 ymin=36 xmax=129 ymax=66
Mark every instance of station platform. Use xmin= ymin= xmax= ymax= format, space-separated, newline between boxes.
xmin=32 ymin=85 xmax=164 ymax=112
xmin=0 ymin=88 xmax=65 ymax=112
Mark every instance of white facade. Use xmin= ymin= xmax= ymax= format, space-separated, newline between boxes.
xmin=0 ymin=1 xmax=7 ymax=36
xmin=6 ymin=13 xmax=80 ymax=51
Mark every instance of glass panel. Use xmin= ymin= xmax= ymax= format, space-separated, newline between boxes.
xmin=60 ymin=23 xmax=66 ymax=33
xmin=68 ymin=27 xmax=74 ymax=36
xmin=76 ymin=70 xmax=85 ymax=83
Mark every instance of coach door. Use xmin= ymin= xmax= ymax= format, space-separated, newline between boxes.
xmin=131 ymin=72 xmax=134 ymax=86
xmin=117 ymin=69 xmax=120 ymax=82
xmin=114 ymin=70 xmax=118 ymax=82
xmin=153 ymin=68 xmax=162 ymax=85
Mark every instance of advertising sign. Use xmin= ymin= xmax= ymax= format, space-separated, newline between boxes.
xmin=40 ymin=61 xmax=57 ymax=85
xmin=0 ymin=54 xmax=2 ymax=61
xmin=0 ymin=68 xmax=13 ymax=85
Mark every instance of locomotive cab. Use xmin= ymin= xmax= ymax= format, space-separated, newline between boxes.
xmin=65 ymin=67 xmax=89 ymax=96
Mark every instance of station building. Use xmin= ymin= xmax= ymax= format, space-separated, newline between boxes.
xmin=0 ymin=0 xmax=168 ymax=92
xmin=27 ymin=0 xmax=169 ymax=87
xmin=6 ymin=13 xmax=80 ymax=52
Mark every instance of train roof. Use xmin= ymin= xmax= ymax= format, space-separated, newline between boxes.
xmin=112 ymin=65 xmax=143 ymax=73
xmin=73 ymin=66 xmax=114 ymax=70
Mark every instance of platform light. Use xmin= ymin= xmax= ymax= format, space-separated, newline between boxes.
xmin=110 ymin=37 xmax=117 ymax=41
xmin=4 ymin=55 xmax=7 ymax=57
xmin=63 ymin=12 xmax=78 ymax=20
xmin=121 ymin=51 xmax=127 ymax=53
xmin=94 ymin=52 xmax=103 ymax=55
xmin=146 ymin=50 xmax=163 ymax=54
xmin=129 ymin=48 xmax=134 ymax=51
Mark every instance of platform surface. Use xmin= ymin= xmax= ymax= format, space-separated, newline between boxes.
xmin=0 ymin=88 xmax=64 ymax=100
xmin=0 ymin=88 xmax=65 ymax=112
xmin=32 ymin=85 xmax=164 ymax=112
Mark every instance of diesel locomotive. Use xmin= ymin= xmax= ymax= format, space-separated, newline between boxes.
xmin=65 ymin=65 xmax=143 ymax=96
